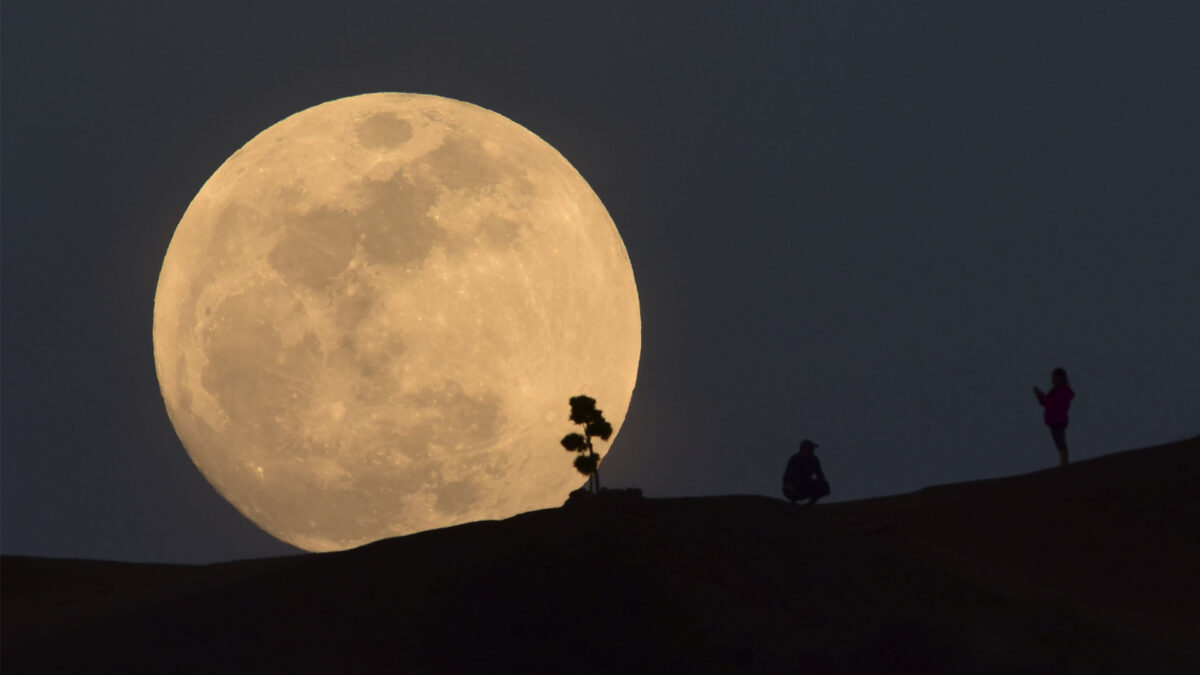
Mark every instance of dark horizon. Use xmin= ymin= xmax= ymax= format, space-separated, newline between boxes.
xmin=4 ymin=2 xmax=1199 ymax=564
xmin=7 ymin=437 xmax=1198 ymax=672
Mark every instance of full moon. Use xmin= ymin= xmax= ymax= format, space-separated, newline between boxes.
xmin=153 ymin=93 xmax=640 ymax=552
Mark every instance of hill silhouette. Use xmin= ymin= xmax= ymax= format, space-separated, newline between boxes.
xmin=4 ymin=436 xmax=1198 ymax=674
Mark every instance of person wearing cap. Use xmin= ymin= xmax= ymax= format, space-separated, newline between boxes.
xmin=782 ymin=439 xmax=831 ymax=506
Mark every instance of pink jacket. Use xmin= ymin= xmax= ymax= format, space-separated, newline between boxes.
xmin=1039 ymin=385 xmax=1075 ymax=427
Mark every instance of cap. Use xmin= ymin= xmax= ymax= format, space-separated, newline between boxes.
xmin=799 ymin=439 xmax=819 ymax=450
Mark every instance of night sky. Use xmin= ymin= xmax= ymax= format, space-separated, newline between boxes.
xmin=4 ymin=2 xmax=1198 ymax=564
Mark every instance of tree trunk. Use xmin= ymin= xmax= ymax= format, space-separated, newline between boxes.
xmin=587 ymin=439 xmax=600 ymax=494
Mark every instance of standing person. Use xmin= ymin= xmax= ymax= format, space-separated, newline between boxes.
xmin=1034 ymin=367 xmax=1075 ymax=466
xmin=782 ymin=439 xmax=831 ymax=506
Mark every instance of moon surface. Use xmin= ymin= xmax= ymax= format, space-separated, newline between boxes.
xmin=153 ymin=93 xmax=640 ymax=552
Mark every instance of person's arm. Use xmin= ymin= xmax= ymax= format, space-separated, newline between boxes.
xmin=1034 ymin=387 xmax=1045 ymax=405
xmin=814 ymin=457 xmax=825 ymax=481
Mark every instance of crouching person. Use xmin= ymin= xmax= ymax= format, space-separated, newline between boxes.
xmin=782 ymin=439 xmax=830 ymax=506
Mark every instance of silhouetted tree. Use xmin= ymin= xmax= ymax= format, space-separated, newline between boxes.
xmin=560 ymin=395 xmax=612 ymax=494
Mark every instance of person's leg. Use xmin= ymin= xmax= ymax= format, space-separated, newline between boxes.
xmin=1050 ymin=426 xmax=1068 ymax=466
xmin=800 ymin=479 xmax=825 ymax=506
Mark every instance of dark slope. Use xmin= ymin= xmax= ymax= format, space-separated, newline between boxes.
xmin=4 ymin=436 xmax=1198 ymax=674
xmin=822 ymin=434 xmax=1200 ymax=662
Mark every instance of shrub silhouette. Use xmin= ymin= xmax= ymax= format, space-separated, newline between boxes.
xmin=560 ymin=395 xmax=612 ymax=494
